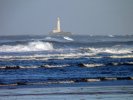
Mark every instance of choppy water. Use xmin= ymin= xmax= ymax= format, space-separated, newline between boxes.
xmin=0 ymin=35 xmax=133 ymax=84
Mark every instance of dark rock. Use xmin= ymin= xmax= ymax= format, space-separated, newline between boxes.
xmin=17 ymin=82 xmax=27 ymax=85
xmin=5 ymin=66 xmax=20 ymax=69
xmin=40 ymin=65 xmax=45 ymax=68
xmin=100 ymin=77 xmax=117 ymax=81
xmin=106 ymin=63 xmax=114 ymax=66
xmin=16 ymin=66 xmax=20 ymax=69
xmin=123 ymin=63 xmax=133 ymax=66
xmin=40 ymin=65 xmax=47 ymax=68
xmin=78 ymin=63 xmax=85 ymax=67
xmin=117 ymin=77 xmax=132 ymax=80
xmin=100 ymin=77 xmax=106 ymax=81
xmin=74 ymin=78 xmax=88 ymax=82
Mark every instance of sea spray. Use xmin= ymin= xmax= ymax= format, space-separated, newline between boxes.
xmin=0 ymin=41 xmax=53 ymax=52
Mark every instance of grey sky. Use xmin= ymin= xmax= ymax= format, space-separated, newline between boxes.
xmin=0 ymin=0 xmax=133 ymax=35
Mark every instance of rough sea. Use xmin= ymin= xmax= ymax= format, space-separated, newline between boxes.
xmin=0 ymin=35 xmax=133 ymax=85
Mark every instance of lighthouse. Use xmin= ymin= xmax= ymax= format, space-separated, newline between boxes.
xmin=49 ymin=17 xmax=72 ymax=36
xmin=53 ymin=17 xmax=61 ymax=33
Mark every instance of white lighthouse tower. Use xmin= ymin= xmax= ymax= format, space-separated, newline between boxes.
xmin=53 ymin=17 xmax=61 ymax=33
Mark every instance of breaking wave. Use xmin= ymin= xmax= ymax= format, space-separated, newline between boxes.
xmin=0 ymin=41 xmax=53 ymax=52
xmin=63 ymin=36 xmax=74 ymax=41
xmin=44 ymin=36 xmax=74 ymax=42
xmin=89 ymin=47 xmax=132 ymax=54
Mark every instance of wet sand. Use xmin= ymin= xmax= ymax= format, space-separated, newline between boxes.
xmin=0 ymin=80 xmax=133 ymax=100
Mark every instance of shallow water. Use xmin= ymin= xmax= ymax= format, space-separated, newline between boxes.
xmin=0 ymin=84 xmax=133 ymax=100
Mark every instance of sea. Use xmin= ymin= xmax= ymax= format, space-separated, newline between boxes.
xmin=0 ymin=35 xmax=133 ymax=85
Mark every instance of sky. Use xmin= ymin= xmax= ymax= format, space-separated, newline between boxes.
xmin=0 ymin=0 xmax=133 ymax=35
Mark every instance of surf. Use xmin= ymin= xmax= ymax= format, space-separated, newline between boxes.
xmin=0 ymin=41 xmax=53 ymax=52
xmin=63 ymin=36 xmax=74 ymax=41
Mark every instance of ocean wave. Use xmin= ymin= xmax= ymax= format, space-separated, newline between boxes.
xmin=78 ymin=63 xmax=104 ymax=67
xmin=40 ymin=64 xmax=69 ymax=68
xmin=110 ymin=55 xmax=133 ymax=58
xmin=89 ymin=47 xmax=132 ymax=54
xmin=0 ymin=41 xmax=53 ymax=52
xmin=44 ymin=36 xmax=74 ymax=42
xmin=45 ymin=37 xmax=62 ymax=42
xmin=0 ymin=52 xmax=96 ymax=61
xmin=0 ymin=61 xmax=133 ymax=70
xmin=63 ymin=36 xmax=74 ymax=41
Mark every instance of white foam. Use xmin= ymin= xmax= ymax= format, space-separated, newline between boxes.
xmin=0 ymin=41 xmax=53 ymax=52
xmin=42 ymin=64 xmax=68 ymax=68
xmin=110 ymin=55 xmax=133 ymax=58
xmin=89 ymin=47 xmax=132 ymax=54
xmin=45 ymin=36 xmax=74 ymax=42
xmin=0 ymin=52 xmax=96 ymax=61
xmin=63 ymin=36 xmax=74 ymax=41
xmin=108 ymin=35 xmax=114 ymax=37
xmin=44 ymin=36 xmax=64 ymax=42
xmin=83 ymin=64 xmax=104 ymax=67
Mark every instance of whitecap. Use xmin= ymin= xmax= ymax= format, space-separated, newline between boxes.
xmin=89 ymin=47 xmax=132 ymax=54
xmin=110 ymin=55 xmax=133 ymax=58
xmin=0 ymin=41 xmax=53 ymax=52
xmin=41 ymin=64 xmax=68 ymax=68
xmin=63 ymin=36 xmax=74 ymax=41
xmin=82 ymin=64 xmax=104 ymax=67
